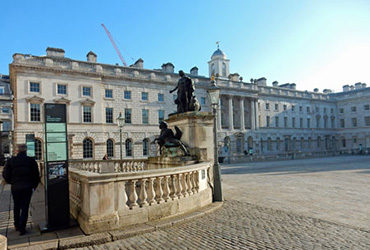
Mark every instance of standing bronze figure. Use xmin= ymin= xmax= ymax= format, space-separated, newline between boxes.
xmin=170 ymin=70 xmax=198 ymax=113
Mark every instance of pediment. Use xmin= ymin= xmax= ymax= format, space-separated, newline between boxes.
xmin=25 ymin=95 xmax=44 ymax=104
xmin=54 ymin=97 xmax=71 ymax=104
xmin=79 ymin=98 xmax=95 ymax=106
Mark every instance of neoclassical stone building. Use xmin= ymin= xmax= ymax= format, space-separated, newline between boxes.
xmin=9 ymin=47 xmax=370 ymax=161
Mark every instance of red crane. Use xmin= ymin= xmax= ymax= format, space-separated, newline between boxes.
xmin=101 ymin=23 xmax=127 ymax=66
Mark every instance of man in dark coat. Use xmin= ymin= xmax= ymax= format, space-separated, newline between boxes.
xmin=2 ymin=144 xmax=40 ymax=235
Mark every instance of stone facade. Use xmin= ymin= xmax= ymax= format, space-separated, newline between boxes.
xmin=8 ymin=47 xmax=370 ymax=161
xmin=0 ymin=74 xmax=13 ymax=164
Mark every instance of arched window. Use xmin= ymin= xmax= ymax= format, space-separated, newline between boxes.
xmin=83 ymin=138 xmax=93 ymax=159
xmin=125 ymin=139 xmax=133 ymax=157
xmin=317 ymin=136 xmax=321 ymax=148
xmin=107 ymin=139 xmax=114 ymax=158
xmin=35 ymin=138 xmax=42 ymax=160
xmin=236 ymin=137 xmax=242 ymax=153
xmin=143 ymin=139 xmax=149 ymax=156
xmin=267 ymin=137 xmax=272 ymax=151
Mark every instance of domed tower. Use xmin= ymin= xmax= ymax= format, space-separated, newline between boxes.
xmin=208 ymin=44 xmax=230 ymax=78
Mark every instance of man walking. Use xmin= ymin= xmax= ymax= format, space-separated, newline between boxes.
xmin=2 ymin=144 xmax=40 ymax=235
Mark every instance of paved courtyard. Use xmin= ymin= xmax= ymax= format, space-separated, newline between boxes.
xmin=75 ymin=155 xmax=370 ymax=249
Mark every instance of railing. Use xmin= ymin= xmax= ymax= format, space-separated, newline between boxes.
xmin=69 ymin=159 xmax=147 ymax=173
xmin=68 ymin=162 xmax=212 ymax=234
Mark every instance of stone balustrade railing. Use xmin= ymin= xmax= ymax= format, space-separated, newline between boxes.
xmin=68 ymin=162 xmax=212 ymax=234
xmin=69 ymin=159 xmax=147 ymax=173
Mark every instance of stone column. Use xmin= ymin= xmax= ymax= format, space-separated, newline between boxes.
xmin=217 ymin=101 xmax=222 ymax=130
xmin=251 ymin=99 xmax=256 ymax=130
xmin=240 ymin=97 xmax=245 ymax=130
xmin=228 ymin=96 xmax=234 ymax=130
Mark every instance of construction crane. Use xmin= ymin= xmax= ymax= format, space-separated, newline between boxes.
xmin=101 ymin=23 xmax=127 ymax=66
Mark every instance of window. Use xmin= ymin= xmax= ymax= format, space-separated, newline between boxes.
xmin=236 ymin=138 xmax=242 ymax=153
xmin=365 ymin=116 xmax=370 ymax=126
xmin=142 ymin=109 xmax=149 ymax=124
xmin=266 ymin=116 xmax=270 ymax=127
xmin=124 ymin=90 xmax=131 ymax=100
xmin=292 ymin=117 xmax=296 ymax=128
xmin=283 ymin=105 xmax=287 ymax=111
xmin=201 ymin=97 xmax=206 ymax=105
xmin=106 ymin=108 xmax=113 ymax=123
xmin=107 ymin=139 xmax=114 ymax=158
xmin=351 ymin=106 xmax=357 ymax=112
xmin=105 ymin=89 xmax=113 ymax=98
xmin=299 ymin=106 xmax=303 ymax=112
xmin=315 ymin=107 xmax=319 ymax=113
xmin=30 ymin=82 xmax=40 ymax=93
xmin=83 ymin=106 xmax=92 ymax=123
xmin=331 ymin=117 xmax=335 ymax=128
xmin=306 ymin=107 xmax=310 ymax=113
xmin=275 ymin=104 xmax=279 ymax=111
xmin=284 ymin=117 xmax=288 ymax=127
xmin=352 ymin=118 xmax=357 ymax=127
xmin=324 ymin=117 xmax=328 ymax=128
xmin=292 ymin=105 xmax=295 ymax=111
xmin=307 ymin=118 xmax=310 ymax=128
xmin=323 ymin=108 xmax=327 ymax=113
xmin=57 ymin=84 xmax=67 ymax=95
xmin=30 ymin=103 xmax=40 ymax=122
xmin=125 ymin=109 xmax=132 ymax=124
xmin=339 ymin=108 xmax=344 ymax=114
xmin=340 ymin=119 xmax=345 ymax=128
xmin=275 ymin=117 xmax=279 ymax=127
xmin=83 ymin=138 xmax=93 ymax=159
xmin=341 ymin=138 xmax=346 ymax=148
xmin=158 ymin=93 xmax=164 ymax=102
xmin=331 ymin=108 xmax=334 ymax=114
xmin=2 ymin=107 xmax=9 ymax=113
xmin=125 ymin=139 xmax=133 ymax=157
xmin=142 ymin=92 xmax=148 ymax=101
xmin=276 ymin=138 xmax=280 ymax=150
xmin=300 ymin=118 xmax=303 ymax=128
xmin=265 ymin=103 xmax=270 ymax=110
xmin=82 ymin=86 xmax=91 ymax=97
xmin=158 ymin=110 xmax=164 ymax=124
xmin=2 ymin=121 xmax=10 ymax=131
xmin=35 ymin=139 xmax=42 ymax=160
xmin=0 ymin=87 xmax=4 ymax=95
xmin=364 ymin=105 xmax=370 ymax=111
xmin=143 ymin=139 xmax=149 ymax=156
xmin=316 ymin=117 xmax=320 ymax=128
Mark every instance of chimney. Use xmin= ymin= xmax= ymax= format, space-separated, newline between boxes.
xmin=355 ymin=82 xmax=362 ymax=90
xmin=342 ymin=85 xmax=350 ymax=92
xmin=323 ymin=89 xmax=332 ymax=94
xmin=86 ymin=51 xmax=97 ymax=63
xmin=313 ymin=88 xmax=319 ymax=92
xmin=133 ymin=58 xmax=144 ymax=69
xmin=190 ymin=66 xmax=198 ymax=76
xmin=256 ymin=77 xmax=267 ymax=86
xmin=290 ymin=83 xmax=296 ymax=90
xmin=272 ymin=81 xmax=279 ymax=87
xmin=362 ymin=83 xmax=367 ymax=88
xmin=161 ymin=63 xmax=174 ymax=73
xmin=46 ymin=47 xmax=65 ymax=57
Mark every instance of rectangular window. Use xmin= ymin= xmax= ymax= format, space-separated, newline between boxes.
xmin=158 ymin=93 xmax=164 ymax=102
xmin=158 ymin=110 xmax=164 ymax=124
xmin=142 ymin=109 xmax=149 ymax=124
xmin=323 ymin=108 xmax=327 ymax=113
xmin=365 ymin=116 xmax=370 ymax=126
xmin=352 ymin=118 xmax=357 ymax=127
xmin=124 ymin=90 xmax=131 ymax=100
xmin=300 ymin=118 xmax=303 ymax=128
xmin=57 ymin=84 xmax=67 ymax=95
xmin=2 ymin=121 xmax=10 ymax=131
xmin=331 ymin=108 xmax=334 ymax=114
xmin=292 ymin=117 xmax=296 ymax=128
xmin=83 ymin=106 xmax=92 ymax=123
xmin=82 ymin=86 xmax=91 ymax=97
xmin=364 ymin=105 xmax=370 ymax=111
xmin=275 ymin=104 xmax=279 ymax=111
xmin=292 ymin=105 xmax=295 ymax=111
xmin=106 ymin=108 xmax=113 ymax=123
xmin=2 ymin=107 xmax=9 ymax=113
xmin=307 ymin=118 xmax=310 ymax=128
xmin=351 ymin=106 xmax=357 ymax=112
xmin=0 ymin=87 xmax=4 ymax=95
xmin=275 ymin=117 xmax=279 ymax=127
xmin=283 ymin=105 xmax=287 ymax=111
xmin=331 ymin=118 xmax=335 ymax=128
xmin=315 ymin=107 xmax=319 ymax=113
xmin=201 ymin=97 xmax=206 ymax=105
xmin=316 ymin=117 xmax=320 ymax=128
xmin=284 ymin=117 xmax=288 ymax=127
xmin=299 ymin=106 xmax=303 ymax=112
xmin=340 ymin=119 xmax=345 ymax=128
xmin=306 ymin=107 xmax=310 ymax=113
xmin=125 ymin=109 xmax=132 ymax=124
xmin=30 ymin=103 xmax=40 ymax=122
xmin=339 ymin=108 xmax=344 ymax=113
xmin=266 ymin=116 xmax=270 ymax=127
xmin=142 ymin=92 xmax=148 ymax=101
xmin=265 ymin=103 xmax=270 ymax=110
xmin=105 ymin=89 xmax=113 ymax=98
xmin=30 ymin=82 xmax=40 ymax=93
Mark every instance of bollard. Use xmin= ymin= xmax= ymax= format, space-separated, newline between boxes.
xmin=0 ymin=234 xmax=7 ymax=250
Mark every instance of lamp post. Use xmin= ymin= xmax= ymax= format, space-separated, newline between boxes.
xmin=207 ymin=76 xmax=223 ymax=202
xmin=117 ymin=112 xmax=125 ymax=160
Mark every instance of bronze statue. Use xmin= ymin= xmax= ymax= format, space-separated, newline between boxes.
xmin=170 ymin=70 xmax=196 ymax=113
xmin=153 ymin=121 xmax=189 ymax=156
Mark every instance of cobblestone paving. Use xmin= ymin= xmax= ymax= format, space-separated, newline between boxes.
xmin=76 ymin=200 xmax=370 ymax=250
xmin=74 ymin=156 xmax=370 ymax=249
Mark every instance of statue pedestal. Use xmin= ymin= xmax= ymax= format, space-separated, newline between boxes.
xmin=166 ymin=111 xmax=214 ymax=162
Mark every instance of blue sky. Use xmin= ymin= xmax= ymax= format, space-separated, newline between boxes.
xmin=1 ymin=0 xmax=370 ymax=92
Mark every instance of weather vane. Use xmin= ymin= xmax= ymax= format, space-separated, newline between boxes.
xmin=216 ymin=41 xmax=220 ymax=49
